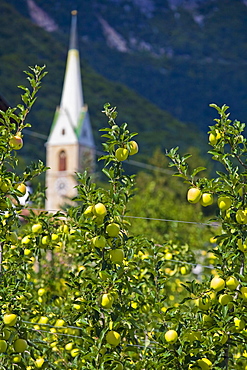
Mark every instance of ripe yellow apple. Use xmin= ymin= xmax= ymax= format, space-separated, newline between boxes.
xmin=83 ymin=205 xmax=94 ymax=217
xmin=32 ymin=223 xmax=43 ymax=233
xmin=38 ymin=288 xmax=46 ymax=296
xmin=240 ymin=287 xmax=247 ymax=301
xmin=210 ymin=276 xmax=225 ymax=291
xmin=106 ymin=330 xmax=121 ymax=346
xmin=92 ymin=235 xmax=106 ymax=249
xmin=94 ymin=203 xmax=107 ymax=217
xmin=200 ymin=193 xmax=213 ymax=207
xmin=71 ymin=348 xmax=80 ymax=357
xmin=3 ymin=313 xmax=17 ymax=326
xmin=109 ymin=249 xmax=124 ymax=264
xmin=42 ymin=235 xmax=50 ymax=245
xmin=226 ymin=276 xmax=239 ymax=290
xmin=35 ymin=358 xmax=45 ymax=368
xmin=0 ymin=340 xmax=7 ymax=353
xmin=180 ymin=266 xmax=189 ymax=275
xmin=100 ymin=293 xmax=114 ymax=309
xmin=38 ymin=316 xmax=49 ymax=325
xmin=164 ymin=329 xmax=178 ymax=343
xmin=209 ymin=130 xmax=221 ymax=145
xmin=236 ymin=209 xmax=247 ymax=224
xmin=129 ymin=140 xmax=139 ymax=155
xmin=21 ymin=235 xmax=30 ymax=244
xmin=196 ymin=357 xmax=212 ymax=370
xmin=218 ymin=293 xmax=232 ymax=306
xmin=65 ymin=342 xmax=74 ymax=351
xmin=234 ymin=317 xmax=245 ymax=331
xmin=115 ymin=147 xmax=129 ymax=161
xmin=12 ymin=354 xmax=21 ymax=363
xmin=13 ymin=338 xmax=28 ymax=353
xmin=16 ymin=183 xmax=26 ymax=195
xmin=165 ymin=252 xmax=173 ymax=260
xmin=106 ymin=223 xmax=120 ymax=237
xmin=51 ymin=233 xmax=59 ymax=242
xmin=237 ymin=239 xmax=247 ymax=252
xmin=9 ymin=135 xmax=23 ymax=150
xmin=217 ymin=196 xmax=232 ymax=211
xmin=187 ymin=187 xmax=202 ymax=204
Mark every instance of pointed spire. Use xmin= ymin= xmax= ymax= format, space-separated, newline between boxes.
xmin=59 ymin=10 xmax=84 ymax=130
xmin=69 ymin=10 xmax=78 ymax=50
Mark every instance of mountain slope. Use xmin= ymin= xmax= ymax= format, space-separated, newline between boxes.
xmin=0 ymin=1 xmax=205 ymax=169
xmin=10 ymin=0 xmax=245 ymax=132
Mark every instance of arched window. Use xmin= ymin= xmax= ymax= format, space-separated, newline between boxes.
xmin=58 ymin=150 xmax=67 ymax=171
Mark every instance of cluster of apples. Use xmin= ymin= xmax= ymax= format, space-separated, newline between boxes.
xmin=115 ymin=140 xmax=138 ymax=162
xmin=83 ymin=202 xmax=124 ymax=264
xmin=0 ymin=313 xmax=28 ymax=361
xmin=187 ymin=187 xmax=213 ymax=207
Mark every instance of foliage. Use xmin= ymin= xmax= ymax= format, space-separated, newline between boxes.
xmin=1 ymin=67 xmax=247 ymax=369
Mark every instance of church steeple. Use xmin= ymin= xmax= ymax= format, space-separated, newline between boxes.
xmin=45 ymin=11 xmax=95 ymax=211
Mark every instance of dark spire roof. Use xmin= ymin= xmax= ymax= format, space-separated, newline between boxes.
xmin=69 ymin=10 xmax=78 ymax=50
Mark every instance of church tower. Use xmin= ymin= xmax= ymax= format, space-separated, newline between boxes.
xmin=45 ymin=10 xmax=95 ymax=211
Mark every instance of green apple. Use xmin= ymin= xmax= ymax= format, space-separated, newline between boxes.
xmin=3 ymin=313 xmax=17 ymax=326
xmin=218 ymin=293 xmax=232 ymax=306
xmin=106 ymin=223 xmax=120 ymax=237
xmin=9 ymin=135 xmax=23 ymax=150
xmin=164 ymin=329 xmax=178 ymax=343
xmin=236 ymin=209 xmax=247 ymax=224
xmin=92 ymin=235 xmax=106 ymax=249
xmin=226 ymin=276 xmax=239 ymax=290
xmin=115 ymin=147 xmax=129 ymax=161
xmin=200 ymin=193 xmax=213 ymax=207
xmin=210 ymin=276 xmax=225 ymax=291
xmin=217 ymin=196 xmax=232 ymax=211
xmin=129 ymin=140 xmax=139 ymax=155
xmin=187 ymin=188 xmax=202 ymax=204
xmin=237 ymin=239 xmax=247 ymax=252
xmin=109 ymin=249 xmax=124 ymax=264
xmin=0 ymin=178 xmax=11 ymax=193
xmin=0 ymin=340 xmax=7 ymax=353
xmin=194 ymin=297 xmax=211 ymax=311
xmin=13 ymin=338 xmax=28 ymax=353
xmin=202 ymin=314 xmax=214 ymax=327
xmin=106 ymin=330 xmax=121 ymax=346
xmin=100 ymin=293 xmax=114 ymax=309
xmin=0 ymin=328 xmax=11 ymax=340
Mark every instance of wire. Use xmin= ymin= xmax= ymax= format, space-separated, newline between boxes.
xmin=23 ymin=128 xmax=174 ymax=174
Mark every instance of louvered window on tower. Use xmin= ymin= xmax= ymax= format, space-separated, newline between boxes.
xmin=59 ymin=150 xmax=67 ymax=171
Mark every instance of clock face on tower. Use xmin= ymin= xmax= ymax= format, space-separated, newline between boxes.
xmin=55 ymin=177 xmax=68 ymax=195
